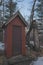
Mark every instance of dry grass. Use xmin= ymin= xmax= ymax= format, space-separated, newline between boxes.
xmin=0 ymin=56 xmax=4 ymax=64
xmin=26 ymin=47 xmax=43 ymax=58
xmin=39 ymin=48 xmax=43 ymax=56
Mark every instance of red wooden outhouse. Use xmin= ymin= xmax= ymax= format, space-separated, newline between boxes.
xmin=2 ymin=11 xmax=27 ymax=58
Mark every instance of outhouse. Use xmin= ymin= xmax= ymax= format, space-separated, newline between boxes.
xmin=2 ymin=11 xmax=27 ymax=58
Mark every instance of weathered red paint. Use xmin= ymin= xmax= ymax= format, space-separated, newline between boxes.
xmin=4 ymin=15 xmax=26 ymax=58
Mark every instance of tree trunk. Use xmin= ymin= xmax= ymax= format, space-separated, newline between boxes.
xmin=30 ymin=0 xmax=37 ymax=23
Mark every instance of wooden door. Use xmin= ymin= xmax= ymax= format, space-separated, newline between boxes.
xmin=12 ymin=26 xmax=22 ymax=56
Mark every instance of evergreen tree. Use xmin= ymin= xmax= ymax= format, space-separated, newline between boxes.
xmin=36 ymin=0 xmax=43 ymax=22
xmin=5 ymin=0 xmax=17 ymax=22
xmin=0 ymin=0 xmax=2 ymax=6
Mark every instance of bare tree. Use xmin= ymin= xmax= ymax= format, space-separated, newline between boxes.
xmin=30 ymin=0 xmax=36 ymax=22
xmin=29 ymin=0 xmax=40 ymax=50
xmin=28 ymin=0 xmax=37 ymax=49
xmin=30 ymin=0 xmax=36 ymax=23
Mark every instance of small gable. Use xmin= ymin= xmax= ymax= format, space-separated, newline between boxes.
xmin=3 ymin=11 xmax=28 ymax=28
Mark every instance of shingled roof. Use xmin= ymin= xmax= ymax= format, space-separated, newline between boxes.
xmin=2 ymin=11 xmax=28 ymax=28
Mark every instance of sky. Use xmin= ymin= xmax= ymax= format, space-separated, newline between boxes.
xmin=15 ymin=0 xmax=34 ymax=21
xmin=16 ymin=0 xmax=39 ymax=23
xmin=0 ymin=0 xmax=36 ymax=23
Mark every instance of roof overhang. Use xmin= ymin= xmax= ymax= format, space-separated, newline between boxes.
xmin=2 ymin=11 xmax=28 ymax=28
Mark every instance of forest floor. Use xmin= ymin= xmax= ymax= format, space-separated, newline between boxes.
xmin=26 ymin=47 xmax=43 ymax=58
xmin=0 ymin=47 xmax=43 ymax=65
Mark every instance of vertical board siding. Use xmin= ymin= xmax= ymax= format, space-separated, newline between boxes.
xmin=12 ymin=26 xmax=22 ymax=56
xmin=5 ymin=16 xmax=26 ymax=58
xmin=22 ymin=27 xmax=26 ymax=55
